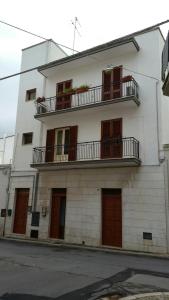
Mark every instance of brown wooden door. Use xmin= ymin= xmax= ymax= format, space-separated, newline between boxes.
xmin=102 ymin=67 xmax=122 ymax=101
xmin=50 ymin=189 xmax=66 ymax=239
xmin=101 ymin=119 xmax=122 ymax=159
xmin=13 ymin=188 xmax=29 ymax=234
xmin=56 ymin=80 xmax=72 ymax=110
xmin=102 ymin=189 xmax=122 ymax=247
xmin=45 ymin=129 xmax=55 ymax=162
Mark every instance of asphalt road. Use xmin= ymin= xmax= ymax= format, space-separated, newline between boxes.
xmin=0 ymin=239 xmax=169 ymax=299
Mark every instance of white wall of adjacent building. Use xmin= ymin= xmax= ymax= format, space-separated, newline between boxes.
xmin=0 ymin=135 xmax=14 ymax=165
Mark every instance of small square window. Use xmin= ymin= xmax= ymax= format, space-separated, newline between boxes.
xmin=22 ymin=132 xmax=33 ymax=145
xmin=26 ymin=89 xmax=36 ymax=101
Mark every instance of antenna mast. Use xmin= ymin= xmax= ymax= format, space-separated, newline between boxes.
xmin=71 ymin=17 xmax=81 ymax=54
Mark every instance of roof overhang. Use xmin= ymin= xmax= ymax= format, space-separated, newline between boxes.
xmin=38 ymin=38 xmax=139 ymax=77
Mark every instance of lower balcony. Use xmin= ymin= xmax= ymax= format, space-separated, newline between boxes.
xmin=31 ymin=137 xmax=141 ymax=170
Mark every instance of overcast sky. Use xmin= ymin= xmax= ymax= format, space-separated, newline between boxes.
xmin=0 ymin=0 xmax=169 ymax=136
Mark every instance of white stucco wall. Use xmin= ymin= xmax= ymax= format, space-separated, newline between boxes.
xmin=0 ymin=135 xmax=14 ymax=164
xmin=13 ymin=40 xmax=67 ymax=171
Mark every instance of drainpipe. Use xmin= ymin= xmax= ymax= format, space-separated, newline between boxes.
xmin=32 ymin=172 xmax=39 ymax=211
xmin=155 ymin=80 xmax=161 ymax=164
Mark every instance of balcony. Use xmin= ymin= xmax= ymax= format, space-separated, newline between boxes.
xmin=31 ymin=137 xmax=140 ymax=170
xmin=35 ymin=78 xmax=139 ymax=119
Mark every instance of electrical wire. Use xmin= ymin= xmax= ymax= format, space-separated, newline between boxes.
xmin=0 ymin=19 xmax=169 ymax=81
xmin=0 ymin=19 xmax=79 ymax=53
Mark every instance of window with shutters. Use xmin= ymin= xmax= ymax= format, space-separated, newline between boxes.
xmin=102 ymin=66 xmax=122 ymax=101
xmin=55 ymin=128 xmax=70 ymax=159
xmin=56 ymin=80 xmax=72 ymax=110
xmin=45 ymin=126 xmax=78 ymax=163
xmin=101 ymin=119 xmax=122 ymax=159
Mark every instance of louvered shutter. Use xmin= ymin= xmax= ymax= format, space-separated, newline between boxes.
xmin=68 ymin=126 xmax=78 ymax=161
xmin=56 ymin=80 xmax=72 ymax=110
xmin=45 ymin=129 xmax=55 ymax=162
xmin=102 ymin=71 xmax=112 ymax=101
xmin=112 ymin=119 xmax=122 ymax=158
xmin=112 ymin=66 xmax=122 ymax=99
xmin=101 ymin=120 xmax=111 ymax=158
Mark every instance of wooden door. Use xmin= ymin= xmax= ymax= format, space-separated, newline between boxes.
xmin=101 ymin=119 xmax=122 ymax=159
xmin=50 ymin=189 xmax=66 ymax=239
xmin=13 ymin=189 xmax=29 ymax=234
xmin=102 ymin=189 xmax=122 ymax=247
xmin=56 ymin=80 xmax=72 ymax=110
xmin=102 ymin=67 xmax=122 ymax=101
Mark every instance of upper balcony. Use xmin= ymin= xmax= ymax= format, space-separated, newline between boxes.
xmin=31 ymin=137 xmax=141 ymax=170
xmin=35 ymin=77 xmax=139 ymax=119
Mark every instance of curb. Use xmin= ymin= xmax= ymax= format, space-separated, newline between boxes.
xmin=1 ymin=236 xmax=169 ymax=260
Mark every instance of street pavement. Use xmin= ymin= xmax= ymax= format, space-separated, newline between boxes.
xmin=0 ymin=239 xmax=169 ymax=299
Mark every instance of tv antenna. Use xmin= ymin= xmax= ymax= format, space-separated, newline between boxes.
xmin=71 ymin=17 xmax=81 ymax=54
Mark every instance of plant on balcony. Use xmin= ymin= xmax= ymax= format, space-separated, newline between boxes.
xmin=75 ymin=84 xmax=90 ymax=94
xmin=58 ymin=88 xmax=75 ymax=97
xmin=36 ymin=96 xmax=45 ymax=103
xmin=122 ymin=75 xmax=133 ymax=83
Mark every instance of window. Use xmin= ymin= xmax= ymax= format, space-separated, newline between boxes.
xmin=26 ymin=89 xmax=36 ymax=101
xmin=22 ymin=132 xmax=33 ymax=145
xmin=55 ymin=128 xmax=70 ymax=155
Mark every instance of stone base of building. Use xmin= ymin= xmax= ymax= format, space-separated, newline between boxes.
xmin=4 ymin=165 xmax=169 ymax=254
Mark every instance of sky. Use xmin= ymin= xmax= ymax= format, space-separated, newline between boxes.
xmin=0 ymin=0 xmax=169 ymax=137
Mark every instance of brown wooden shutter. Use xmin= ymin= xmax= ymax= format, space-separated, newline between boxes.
xmin=45 ymin=129 xmax=55 ymax=162
xmin=112 ymin=66 xmax=122 ymax=99
xmin=101 ymin=119 xmax=122 ymax=159
xmin=101 ymin=120 xmax=111 ymax=158
xmin=102 ymin=71 xmax=112 ymax=101
xmin=56 ymin=80 xmax=72 ymax=110
xmin=112 ymin=118 xmax=122 ymax=158
xmin=68 ymin=126 xmax=78 ymax=161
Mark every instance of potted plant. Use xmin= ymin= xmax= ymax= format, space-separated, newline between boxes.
xmin=36 ymin=96 xmax=45 ymax=103
xmin=76 ymin=85 xmax=90 ymax=94
xmin=122 ymin=75 xmax=133 ymax=83
xmin=58 ymin=88 xmax=75 ymax=97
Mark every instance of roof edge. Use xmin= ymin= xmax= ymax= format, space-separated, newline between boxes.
xmin=38 ymin=37 xmax=139 ymax=72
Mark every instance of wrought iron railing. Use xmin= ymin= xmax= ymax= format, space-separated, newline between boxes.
xmin=32 ymin=137 xmax=139 ymax=164
xmin=35 ymin=79 xmax=139 ymax=114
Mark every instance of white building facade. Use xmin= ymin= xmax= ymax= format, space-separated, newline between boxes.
xmin=5 ymin=29 xmax=169 ymax=253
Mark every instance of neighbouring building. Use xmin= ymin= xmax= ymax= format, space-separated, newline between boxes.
xmin=4 ymin=28 xmax=169 ymax=253
xmin=0 ymin=134 xmax=14 ymax=235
